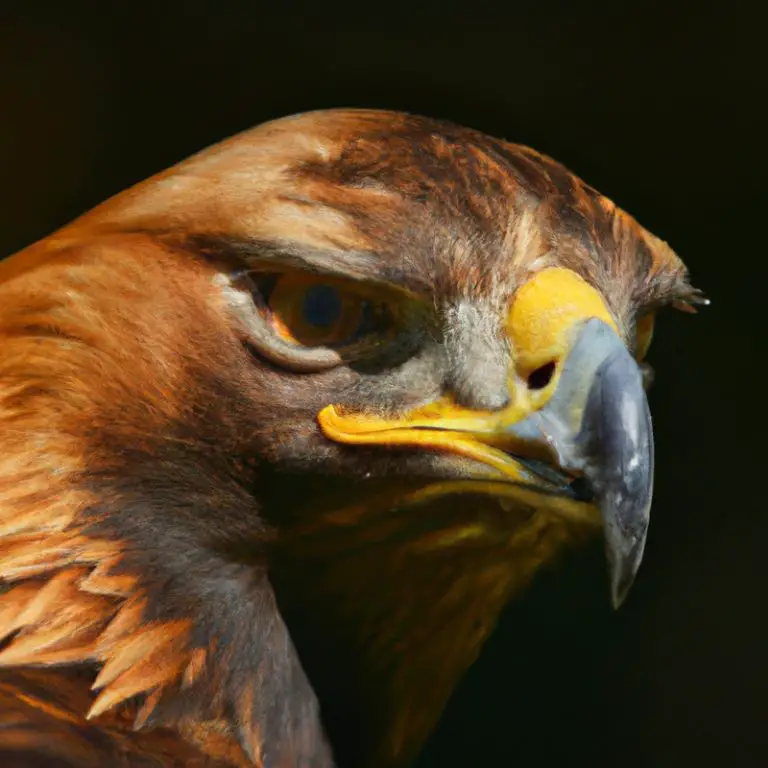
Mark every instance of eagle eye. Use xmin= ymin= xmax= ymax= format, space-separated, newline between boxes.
xmin=261 ymin=273 xmax=383 ymax=350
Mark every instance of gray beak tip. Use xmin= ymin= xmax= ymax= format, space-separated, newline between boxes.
xmin=609 ymin=535 xmax=646 ymax=609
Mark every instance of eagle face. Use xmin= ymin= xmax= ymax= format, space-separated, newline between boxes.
xmin=0 ymin=109 xmax=703 ymax=767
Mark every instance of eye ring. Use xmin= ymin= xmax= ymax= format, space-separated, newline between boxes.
xmin=224 ymin=272 xmax=343 ymax=373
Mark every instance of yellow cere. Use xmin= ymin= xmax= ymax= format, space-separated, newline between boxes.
xmin=507 ymin=267 xmax=618 ymax=376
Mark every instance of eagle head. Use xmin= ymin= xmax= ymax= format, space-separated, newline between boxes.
xmin=0 ymin=109 xmax=704 ymax=767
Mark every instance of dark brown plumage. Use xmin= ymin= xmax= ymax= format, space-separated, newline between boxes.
xmin=0 ymin=109 xmax=703 ymax=766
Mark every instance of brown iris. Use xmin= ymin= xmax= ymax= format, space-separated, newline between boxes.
xmin=267 ymin=274 xmax=372 ymax=348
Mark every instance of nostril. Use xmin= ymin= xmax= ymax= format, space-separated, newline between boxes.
xmin=527 ymin=361 xmax=556 ymax=390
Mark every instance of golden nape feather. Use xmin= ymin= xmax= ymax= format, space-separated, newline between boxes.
xmin=0 ymin=109 xmax=703 ymax=767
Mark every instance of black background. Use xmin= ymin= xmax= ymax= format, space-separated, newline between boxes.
xmin=1 ymin=2 xmax=765 ymax=766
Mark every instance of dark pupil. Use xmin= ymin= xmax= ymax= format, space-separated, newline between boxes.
xmin=302 ymin=284 xmax=342 ymax=328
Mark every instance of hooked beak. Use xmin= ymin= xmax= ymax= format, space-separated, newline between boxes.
xmin=503 ymin=318 xmax=653 ymax=608
xmin=317 ymin=271 xmax=654 ymax=608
